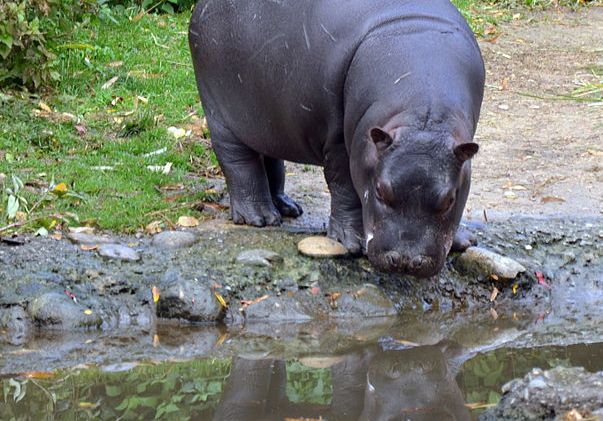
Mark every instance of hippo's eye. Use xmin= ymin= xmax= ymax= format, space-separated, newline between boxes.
xmin=375 ymin=181 xmax=385 ymax=202
xmin=436 ymin=190 xmax=456 ymax=214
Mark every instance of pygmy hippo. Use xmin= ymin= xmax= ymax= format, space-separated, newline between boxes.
xmin=189 ymin=0 xmax=485 ymax=277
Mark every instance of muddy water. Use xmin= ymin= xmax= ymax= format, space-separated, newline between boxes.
xmin=1 ymin=321 xmax=602 ymax=420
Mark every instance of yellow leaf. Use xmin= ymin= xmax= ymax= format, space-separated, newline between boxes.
xmin=24 ymin=371 xmax=55 ymax=379
xmin=513 ymin=284 xmax=519 ymax=295
xmin=214 ymin=292 xmax=227 ymax=308
xmin=84 ymin=309 xmax=93 ymax=315
xmin=145 ymin=221 xmax=163 ymax=234
xmin=78 ymin=402 xmax=97 ymax=409
xmin=177 ymin=215 xmax=199 ymax=227
xmin=153 ymin=334 xmax=160 ymax=347
xmin=52 ymin=182 xmax=68 ymax=197
xmin=38 ymin=101 xmax=52 ymax=113
xmin=152 ymin=286 xmax=160 ymax=302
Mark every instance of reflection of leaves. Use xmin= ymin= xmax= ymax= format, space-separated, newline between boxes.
xmin=286 ymin=361 xmax=333 ymax=405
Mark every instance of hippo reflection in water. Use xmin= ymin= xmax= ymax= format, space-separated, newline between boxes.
xmin=212 ymin=341 xmax=470 ymax=421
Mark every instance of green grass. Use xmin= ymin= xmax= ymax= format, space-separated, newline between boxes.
xmin=1 ymin=1 xmax=600 ymax=234
xmin=0 ymin=12 xmax=213 ymax=233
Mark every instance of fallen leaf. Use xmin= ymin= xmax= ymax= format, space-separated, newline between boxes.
xmin=84 ymin=309 xmax=93 ymax=315
xmin=541 ymin=196 xmax=565 ymax=203
xmin=23 ymin=371 xmax=56 ymax=380
xmin=38 ymin=101 xmax=52 ymax=113
xmin=490 ymin=307 xmax=499 ymax=320
xmin=490 ymin=273 xmax=499 ymax=281
xmin=393 ymin=339 xmax=419 ymax=347
xmin=240 ymin=294 xmax=269 ymax=307
xmin=101 ymin=76 xmax=119 ymax=90
xmin=145 ymin=220 xmax=163 ymax=234
xmin=167 ymin=126 xmax=186 ymax=139
xmin=586 ymin=149 xmax=603 ymax=157
xmin=110 ymin=96 xmax=123 ymax=107
xmin=328 ymin=292 xmax=341 ymax=302
xmin=107 ymin=61 xmax=124 ymax=68
xmin=465 ymin=402 xmax=497 ymax=410
xmin=51 ymin=182 xmax=68 ymax=197
xmin=80 ymin=244 xmax=98 ymax=251
xmin=215 ymin=332 xmax=228 ymax=346
xmin=535 ymin=271 xmax=551 ymax=289
xmin=214 ymin=292 xmax=227 ymax=308
xmin=152 ymin=286 xmax=160 ymax=303
xmin=513 ymin=284 xmax=519 ymax=295
xmin=69 ymin=226 xmax=95 ymax=234
xmin=177 ymin=216 xmax=199 ymax=227
xmin=75 ymin=124 xmax=87 ymax=137
xmin=51 ymin=232 xmax=63 ymax=241
xmin=490 ymin=287 xmax=499 ymax=302
xmin=153 ymin=334 xmax=160 ymax=347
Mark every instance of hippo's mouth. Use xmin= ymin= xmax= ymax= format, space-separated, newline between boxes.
xmin=369 ymin=250 xmax=442 ymax=278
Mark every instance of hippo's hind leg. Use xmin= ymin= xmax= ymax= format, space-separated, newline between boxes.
xmin=210 ymin=123 xmax=281 ymax=227
xmin=263 ymin=157 xmax=303 ymax=218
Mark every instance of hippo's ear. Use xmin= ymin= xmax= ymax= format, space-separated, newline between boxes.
xmin=370 ymin=127 xmax=393 ymax=154
xmin=453 ymin=142 xmax=479 ymax=162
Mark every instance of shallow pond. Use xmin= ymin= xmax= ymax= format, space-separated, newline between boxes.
xmin=1 ymin=321 xmax=602 ymax=420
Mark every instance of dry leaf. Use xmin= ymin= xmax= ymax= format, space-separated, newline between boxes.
xmin=490 ymin=307 xmax=499 ymax=320
xmin=465 ymin=402 xmax=497 ymax=410
xmin=51 ymin=232 xmax=63 ymax=241
xmin=153 ymin=334 xmax=160 ymax=347
xmin=145 ymin=220 xmax=163 ymax=234
xmin=177 ymin=216 xmax=199 ymax=227
xmin=586 ymin=149 xmax=603 ymax=156
xmin=107 ymin=61 xmax=124 ymax=68
xmin=80 ymin=244 xmax=99 ymax=251
xmin=541 ymin=196 xmax=565 ymax=203
xmin=84 ymin=309 xmax=93 ymax=315
xmin=240 ymin=294 xmax=269 ymax=307
xmin=23 ymin=371 xmax=56 ymax=380
xmin=69 ymin=226 xmax=95 ymax=234
xmin=38 ymin=101 xmax=52 ymax=113
xmin=393 ymin=339 xmax=419 ymax=347
xmin=152 ymin=286 xmax=160 ymax=303
xmin=101 ymin=76 xmax=119 ymax=90
xmin=490 ymin=273 xmax=499 ymax=281
xmin=513 ymin=284 xmax=519 ymax=295
xmin=490 ymin=287 xmax=499 ymax=302
xmin=328 ymin=292 xmax=341 ymax=302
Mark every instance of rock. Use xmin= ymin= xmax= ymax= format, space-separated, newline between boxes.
xmin=298 ymin=236 xmax=348 ymax=258
xmin=331 ymin=284 xmax=397 ymax=318
xmin=98 ymin=244 xmax=140 ymax=261
xmin=0 ymin=306 xmax=31 ymax=345
xmin=67 ymin=232 xmax=115 ymax=245
xmin=479 ymin=366 xmax=603 ymax=421
xmin=156 ymin=270 xmax=224 ymax=322
xmin=151 ymin=231 xmax=199 ymax=250
xmin=236 ymin=249 xmax=283 ymax=267
xmin=455 ymin=247 xmax=526 ymax=279
xmin=244 ymin=296 xmax=312 ymax=322
xmin=27 ymin=292 xmax=102 ymax=329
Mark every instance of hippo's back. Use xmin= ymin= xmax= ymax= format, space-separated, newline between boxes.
xmin=189 ymin=0 xmax=479 ymax=164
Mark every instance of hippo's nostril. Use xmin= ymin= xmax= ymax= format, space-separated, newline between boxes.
xmin=410 ymin=256 xmax=426 ymax=270
xmin=385 ymin=251 xmax=401 ymax=267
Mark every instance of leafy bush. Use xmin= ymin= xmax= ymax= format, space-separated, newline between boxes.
xmin=0 ymin=0 xmax=98 ymax=90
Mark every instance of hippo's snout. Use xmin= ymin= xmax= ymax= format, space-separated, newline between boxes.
xmin=377 ymin=251 xmax=438 ymax=278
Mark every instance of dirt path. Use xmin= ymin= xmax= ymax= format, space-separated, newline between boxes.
xmin=283 ymin=7 xmax=603 ymax=230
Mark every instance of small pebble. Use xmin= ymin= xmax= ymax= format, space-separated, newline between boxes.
xmin=98 ymin=244 xmax=140 ymax=261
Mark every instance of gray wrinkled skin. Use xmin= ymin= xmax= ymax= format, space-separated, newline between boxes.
xmin=189 ymin=0 xmax=485 ymax=277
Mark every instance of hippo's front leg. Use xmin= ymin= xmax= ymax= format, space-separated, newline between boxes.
xmin=210 ymin=123 xmax=281 ymax=227
xmin=450 ymin=225 xmax=477 ymax=252
xmin=324 ymin=144 xmax=364 ymax=255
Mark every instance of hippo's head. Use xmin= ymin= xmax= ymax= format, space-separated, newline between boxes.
xmin=353 ymin=126 xmax=478 ymax=278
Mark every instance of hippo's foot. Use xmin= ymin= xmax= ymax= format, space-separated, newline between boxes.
xmin=230 ymin=199 xmax=282 ymax=227
xmin=327 ymin=215 xmax=364 ymax=255
xmin=272 ymin=193 xmax=303 ymax=218
xmin=450 ymin=225 xmax=477 ymax=252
